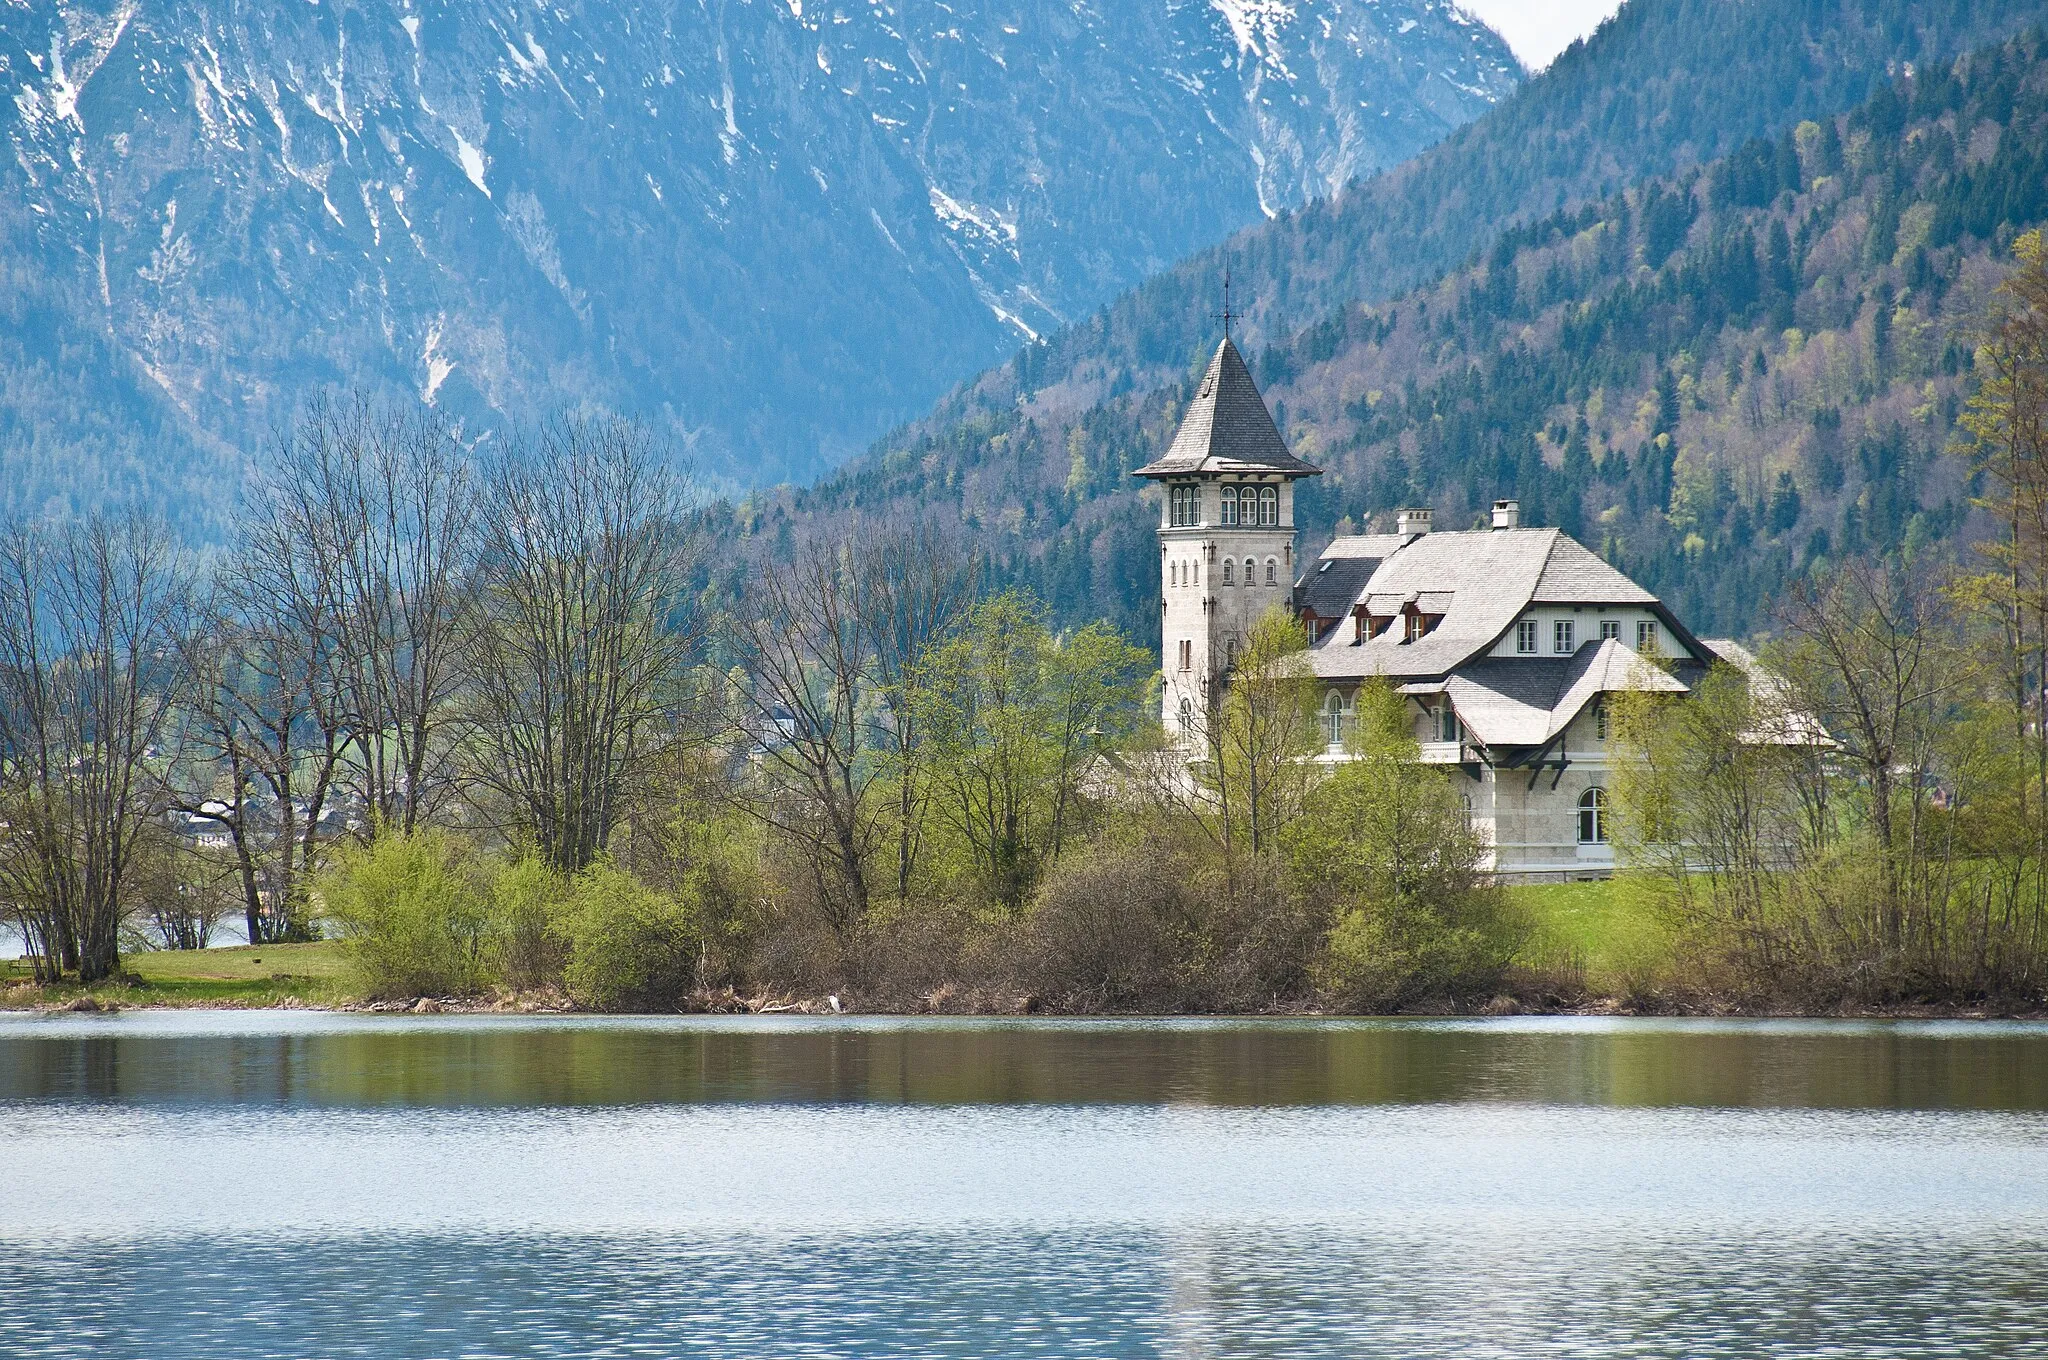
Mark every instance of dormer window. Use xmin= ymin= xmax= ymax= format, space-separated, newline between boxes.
xmin=1169 ymin=483 xmax=1202 ymax=527
xmin=1554 ymin=620 xmax=1576 ymax=654
xmin=1516 ymin=619 xmax=1538 ymax=654
xmin=1406 ymin=613 xmax=1427 ymax=642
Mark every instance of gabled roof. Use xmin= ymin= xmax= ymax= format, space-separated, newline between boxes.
xmin=1306 ymin=526 xmax=1710 ymax=681
xmin=1397 ymin=640 xmax=1688 ymax=750
xmin=1133 ymin=337 xmax=1323 ymax=479
xmin=1308 ymin=527 xmax=1563 ymax=679
xmin=1531 ymin=535 xmax=1658 ymax=604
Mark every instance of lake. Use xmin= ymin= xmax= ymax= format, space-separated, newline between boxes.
xmin=3 ymin=1013 xmax=2046 ymax=1358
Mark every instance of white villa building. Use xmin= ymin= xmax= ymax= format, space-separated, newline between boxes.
xmin=1138 ymin=336 xmax=1742 ymax=881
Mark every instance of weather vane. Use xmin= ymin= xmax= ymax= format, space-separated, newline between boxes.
xmin=1219 ymin=267 xmax=1238 ymax=340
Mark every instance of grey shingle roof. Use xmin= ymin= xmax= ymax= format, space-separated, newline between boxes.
xmin=1531 ymin=535 xmax=1658 ymax=604
xmin=1308 ymin=527 xmax=1563 ymax=679
xmin=1307 ymin=526 xmax=1708 ymax=682
xmin=1297 ymin=556 xmax=1377 ymax=620
xmin=1133 ymin=338 xmax=1323 ymax=478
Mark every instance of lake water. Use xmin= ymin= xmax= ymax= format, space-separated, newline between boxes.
xmin=3 ymin=1014 xmax=2046 ymax=1358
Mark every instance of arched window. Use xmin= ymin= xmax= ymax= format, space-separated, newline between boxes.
xmin=1244 ymin=557 xmax=1256 ymax=584
xmin=1259 ymin=485 xmax=1279 ymax=526
xmin=1179 ymin=697 xmax=1193 ymax=730
xmin=1265 ymin=558 xmax=1278 ymax=585
xmin=1222 ymin=559 xmax=1234 ymax=585
xmin=1460 ymin=793 xmax=1474 ymax=829
xmin=1324 ymin=691 xmax=1349 ymax=746
xmin=1220 ymin=486 xmax=1239 ymax=527
xmin=1578 ymin=788 xmax=1608 ymax=845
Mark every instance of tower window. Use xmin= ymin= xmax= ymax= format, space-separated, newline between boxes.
xmin=1170 ymin=483 xmax=1202 ymax=527
xmin=1178 ymin=639 xmax=1192 ymax=671
xmin=1578 ymin=788 xmax=1608 ymax=845
xmin=1594 ymin=704 xmax=1609 ymax=741
xmin=1222 ymin=559 xmax=1234 ymax=585
xmin=1244 ymin=557 xmax=1256 ymax=584
xmin=1259 ymin=485 xmax=1278 ymax=527
xmin=1265 ymin=558 xmax=1277 ymax=585
xmin=1554 ymin=620 xmax=1576 ymax=653
xmin=1220 ymin=486 xmax=1239 ymax=527
xmin=1516 ymin=619 xmax=1538 ymax=654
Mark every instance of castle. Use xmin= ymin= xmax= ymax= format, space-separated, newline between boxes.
xmin=1137 ymin=336 xmax=1739 ymax=881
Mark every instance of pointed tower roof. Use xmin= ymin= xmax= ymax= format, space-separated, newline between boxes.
xmin=1134 ymin=337 xmax=1323 ymax=479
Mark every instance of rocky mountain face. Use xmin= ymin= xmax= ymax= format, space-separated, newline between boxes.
xmin=0 ymin=0 xmax=1517 ymax=520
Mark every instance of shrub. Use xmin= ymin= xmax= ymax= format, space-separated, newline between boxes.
xmin=553 ymin=859 xmax=698 ymax=1011
xmin=1016 ymin=840 xmax=1187 ymax=1011
xmin=1288 ymin=741 xmax=1522 ymax=1011
xmin=322 ymin=829 xmax=494 ymax=998
xmin=491 ymin=854 xmax=570 ymax=991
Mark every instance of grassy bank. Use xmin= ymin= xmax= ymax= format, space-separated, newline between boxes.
xmin=1509 ymin=879 xmax=1679 ymax=999
xmin=1 ymin=940 xmax=354 ymax=1010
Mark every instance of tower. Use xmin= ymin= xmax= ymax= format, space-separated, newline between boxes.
xmin=1134 ymin=336 xmax=1322 ymax=741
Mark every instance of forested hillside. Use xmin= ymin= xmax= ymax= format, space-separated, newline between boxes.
xmin=759 ymin=15 xmax=2048 ymax=646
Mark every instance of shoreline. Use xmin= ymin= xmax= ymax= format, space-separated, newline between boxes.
xmin=7 ymin=988 xmax=2043 ymax=1023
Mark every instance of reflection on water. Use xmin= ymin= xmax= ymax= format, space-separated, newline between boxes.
xmin=3 ymin=1016 xmax=2046 ymax=1358
xmin=5 ymin=1011 xmax=2048 ymax=1109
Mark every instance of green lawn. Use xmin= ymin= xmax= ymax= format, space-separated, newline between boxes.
xmin=3 ymin=940 xmax=355 ymax=1008
xmin=1507 ymin=878 xmax=1679 ymax=995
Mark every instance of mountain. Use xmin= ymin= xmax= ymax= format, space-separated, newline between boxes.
xmin=0 ymin=0 xmax=1519 ymax=524
xmin=762 ymin=0 xmax=2048 ymax=647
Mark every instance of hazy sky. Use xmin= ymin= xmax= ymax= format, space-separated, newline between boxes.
xmin=1459 ymin=0 xmax=1627 ymax=70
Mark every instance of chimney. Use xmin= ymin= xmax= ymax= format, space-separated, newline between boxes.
xmin=1395 ymin=507 xmax=1433 ymax=536
xmin=1491 ymin=499 xmax=1521 ymax=530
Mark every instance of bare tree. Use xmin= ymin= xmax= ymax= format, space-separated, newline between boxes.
xmin=465 ymin=419 xmax=704 ymax=873
xmin=174 ymin=556 xmax=349 ymax=944
xmin=0 ymin=516 xmax=190 ymax=982
xmin=1778 ymin=559 xmax=1974 ymax=946
xmin=729 ymin=540 xmax=881 ymax=941
xmin=261 ymin=396 xmax=475 ymax=833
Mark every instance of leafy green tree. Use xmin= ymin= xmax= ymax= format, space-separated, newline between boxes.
xmin=1201 ymin=607 xmax=1321 ymax=863
xmin=1286 ymin=679 xmax=1512 ymax=1011
xmin=913 ymin=592 xmax=1147 ymax=912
